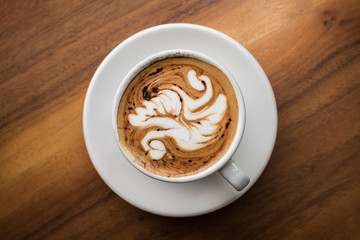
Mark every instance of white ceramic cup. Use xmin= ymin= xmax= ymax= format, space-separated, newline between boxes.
xmin=112 ymin=49 xmax=250 ymax=191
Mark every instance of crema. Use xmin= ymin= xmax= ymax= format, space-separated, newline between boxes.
xmin=117 ymin=57 xmax=239 ymax=177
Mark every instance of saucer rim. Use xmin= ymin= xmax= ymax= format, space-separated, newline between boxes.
xmin=83 ymin=23 xmax=278 ymax=217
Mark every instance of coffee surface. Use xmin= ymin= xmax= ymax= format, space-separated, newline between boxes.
xmin=117 ymin=57 xmax=238 ymax=177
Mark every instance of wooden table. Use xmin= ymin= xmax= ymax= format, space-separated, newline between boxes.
xmin=1 ymin=0 xmax=359 ymax=239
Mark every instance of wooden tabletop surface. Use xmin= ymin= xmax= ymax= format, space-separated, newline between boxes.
xmin=1 ymin=0 xmax=359 ymax=239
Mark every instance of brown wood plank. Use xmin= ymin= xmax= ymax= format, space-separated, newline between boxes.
xmin=1 ymin=0 xmax=359 ymax=239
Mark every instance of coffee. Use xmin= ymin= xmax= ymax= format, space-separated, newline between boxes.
xmin=117 ymin=57 xmax=239 ymax=177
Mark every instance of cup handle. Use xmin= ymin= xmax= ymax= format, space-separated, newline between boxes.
xmin=219 ymin=159 xmax=250 ymax=191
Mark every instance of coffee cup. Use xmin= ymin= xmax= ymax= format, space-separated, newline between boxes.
xmin=112 ymin=49 xmax=250 ymax=191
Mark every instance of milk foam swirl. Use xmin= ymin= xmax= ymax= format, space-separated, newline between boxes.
xmin=128 ymin=69 xmax=227 ymax=160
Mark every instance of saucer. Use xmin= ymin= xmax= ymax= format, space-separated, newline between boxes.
xmin=83 ymin=23 xmax=277 ymax=217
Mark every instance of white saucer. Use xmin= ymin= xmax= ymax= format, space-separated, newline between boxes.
xmin=83 ymin=23 xmax=277 ymax=217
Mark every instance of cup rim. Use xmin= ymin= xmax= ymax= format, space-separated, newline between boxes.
xmin=112 ymin=49 xmax=246 ymax=183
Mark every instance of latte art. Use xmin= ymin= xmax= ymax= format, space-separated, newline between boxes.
xmin=128 ymin=69 xmax=227 ymax=160
xmin=117 ymin=57 xmax=238 ymax=177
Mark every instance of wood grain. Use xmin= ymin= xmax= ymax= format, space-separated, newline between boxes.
xmin=1 ymin=0 xmax=359 ymax=239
